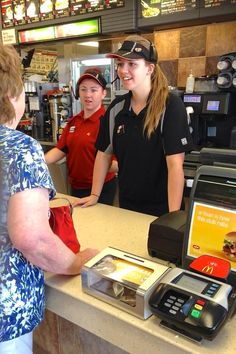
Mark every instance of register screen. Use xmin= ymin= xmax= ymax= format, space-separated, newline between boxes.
xmin=176 ymin=274 xmax=207 ymax=293
xmin=206 ymin=100 xmax=220 ymax=111
xmin=187 ymin=202 xmax=236 ymax=270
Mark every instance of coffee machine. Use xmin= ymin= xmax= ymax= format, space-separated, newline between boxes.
xmin=49 ymin=92 xmax=72 ymax=142
xmin=20 ymin=81 xmax=59 ymax=142
xmin=183 ymin=91 xmax=236 ymax=149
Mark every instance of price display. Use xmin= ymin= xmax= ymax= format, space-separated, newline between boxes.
xmin=141 ymin=0 xmax=198 ymax=18
xmin=199 ymin=0 xmax=236 ymax=17
xmin=54 ymin=0 xmax=70 ymax=18
xmin=70 ymin=0 xmax=124 ymax=16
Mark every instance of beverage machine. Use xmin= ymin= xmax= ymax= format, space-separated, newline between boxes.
xmin=182 ymin=54 xmax=236 ymax=193
xmin=183 ymin=91 xmax=236 ymax=149
xmin=18 ymin=81 xmax=72 ymax=144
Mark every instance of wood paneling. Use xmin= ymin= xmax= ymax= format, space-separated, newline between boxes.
xmin=179 ymin=26 xmax=207 ymax=58
xmin=206 ymin=22 xmax=236 ymax=57
xmin=154 ymin=30 xmax=180 ymax=60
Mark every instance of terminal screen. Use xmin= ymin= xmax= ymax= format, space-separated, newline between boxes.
xmin=176 ymin=273 xmax=207 ymax=293
xmin=183 ymin=95 xmax=201 ymax=103
xmin=187 ymin=202 xmax=236 ymax=271
xmin=206 ymin=100 xmax=220 ymax=111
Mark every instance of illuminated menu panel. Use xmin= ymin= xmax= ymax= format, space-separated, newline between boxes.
xmin=70 ymin=0 xmax=124 ymax=16
xmin=26 ymin=0 xmax=40 ymax=23
xmin=54 ymin=0 xmax=70 ymax=18
xmin=201 ymin=0 xmax=236 ymax=8
xmin=39 ymin=0 xmax=54 ymax=21
xmin=199 ymin=0 xmax=236 ymax=16
xmin=1 ymin=0 xmax=14 ymax=28
xmin=140 ymin=0 xmax=198 ymax=18
xmin=13 ymin=0 xmax=26 ymax=25
xmin=18 ymin=18 xmax=100 ymax=43
xmin=55 ymin=19 xmax=99 ymax=38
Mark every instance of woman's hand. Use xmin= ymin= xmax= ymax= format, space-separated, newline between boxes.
xmin=73 ymin=194 xmax=99 ymax=208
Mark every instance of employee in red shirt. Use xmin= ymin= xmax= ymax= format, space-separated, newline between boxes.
xmin=45 ymin=68 xmax=117 ymax=205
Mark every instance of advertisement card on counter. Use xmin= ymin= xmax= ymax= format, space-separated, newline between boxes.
xmin=187 ymin=202 xmax=236 ymax=271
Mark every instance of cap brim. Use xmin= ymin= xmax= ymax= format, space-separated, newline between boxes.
xmin=78 ymin=73 xmax=105 ymax=87
xmin=106 ymin=51 xmax=143 ymax=61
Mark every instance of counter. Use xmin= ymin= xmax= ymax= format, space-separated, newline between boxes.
xmin=36 ymin=194 xmax=236 ymax=354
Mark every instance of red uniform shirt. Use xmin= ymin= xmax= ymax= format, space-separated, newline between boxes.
xmin=57 ymin=106 xmax=115 ymax=189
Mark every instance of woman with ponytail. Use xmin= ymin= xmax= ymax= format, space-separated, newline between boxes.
xmin=76 ymin=35 xmax=193 ymax=216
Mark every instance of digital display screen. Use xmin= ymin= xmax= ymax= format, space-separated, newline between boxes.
xmin=206 ymin=100 xmax=220 ymax=111
xmin=140 ymin=0 xmax=198 ymax=18
xmin=183 ymin=94 xmax=201 ymax=103
xmin=187 ymin=202 xmax=236 ymax=271
xmin=202 ymin=0 xmax=236 ymax=8
xmin=70 ymin=0 xmax=125 ymax=16
xmin=18 ymin=19 xmax=99 ymax=43
xmin=199 ymin=0 xmax=236 ymax=17
xmin=176 ymin=274 xmax=207 ymax=293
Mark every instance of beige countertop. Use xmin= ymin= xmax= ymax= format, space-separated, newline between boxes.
xmin=46 ymin=194 xmax=236 ymax=354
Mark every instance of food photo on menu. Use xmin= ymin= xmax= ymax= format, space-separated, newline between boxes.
xmin=1 ymin=0 xmax=14 ymax=27
xmin=13 ymin=0 xmax=26 ymax=25
xmin=26 ymin=0 xmax=40 ymax=22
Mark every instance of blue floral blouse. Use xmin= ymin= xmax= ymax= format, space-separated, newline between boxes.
xmin=0 ymin=125 xmax=56 ymax=342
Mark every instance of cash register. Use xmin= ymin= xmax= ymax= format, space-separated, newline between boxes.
xmin=148 ymin=165 xmax=236 ymax=341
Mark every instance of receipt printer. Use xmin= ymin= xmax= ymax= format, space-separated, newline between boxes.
xmin=148 ymin=210 xmax=187 ymax=265
xmin=81 ymin=247 xmax=169 ymax=319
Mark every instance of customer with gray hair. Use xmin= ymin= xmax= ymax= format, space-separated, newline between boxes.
xmin=0 ymin=44 xmax=98 ymax=354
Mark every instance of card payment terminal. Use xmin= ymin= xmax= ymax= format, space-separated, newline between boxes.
xmin=149 ymin=165 xmax=236 ymax=341
xmin=149 ymin=267 xmax=233 ymax=341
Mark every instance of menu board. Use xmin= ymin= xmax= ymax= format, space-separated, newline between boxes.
xmin=199 ymin=0 xmax=236 ymax=16
xmin=26 ymin=50 xmax=58 ymax=75
xmin=13 ymin=0 xmax=26 ymax=25
xmin=25 ymin=0 xmax=40 ymax=23
xmin=1 ymin=0 xmax=14 ymax=28
xmin=70 ymin=0 xmax=124 ymax=16
xmin=140 ymin=0 xmax=199 ymax=19
xmin=39 ymin=0 xmax=54 ymax=21
xmin=54 ymin=0 xmax=70 ymax=18
xmin=18 ymin=18 xmax=100 ymax=43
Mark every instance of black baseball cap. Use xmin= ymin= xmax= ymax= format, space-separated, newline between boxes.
xmin=77 ymin=68 xmax=107 ymax=89
xmin=106 ymin=39 xmax=158 ymax=63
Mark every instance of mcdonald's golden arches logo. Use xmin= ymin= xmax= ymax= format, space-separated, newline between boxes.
xmin=202 ymin=265 xmax=214 ymax=274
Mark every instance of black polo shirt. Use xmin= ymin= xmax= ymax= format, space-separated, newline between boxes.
xmin=96 ymin=92 xmax=194 ymax=216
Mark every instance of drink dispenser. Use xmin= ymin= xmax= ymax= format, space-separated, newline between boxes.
xmin=49 ymin=93 xmax=72 ymax=142
xmin=183 ymin=92 xmax=236 ymax=149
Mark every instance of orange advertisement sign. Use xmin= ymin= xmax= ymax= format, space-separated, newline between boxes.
xmin=188 ymin=202 xmax=236 ymax=270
